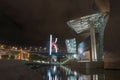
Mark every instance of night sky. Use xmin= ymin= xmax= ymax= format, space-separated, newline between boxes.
xmin=0 ymin=0 xmax=97 ymax=46
xmin=0 ymin=0 xmax=118 ymax=53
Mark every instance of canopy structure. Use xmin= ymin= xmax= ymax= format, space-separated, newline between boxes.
xmin=67 ymin=12 xmax=109 ymax=61
xmin=67 ymin=12 xmax=108 ymax=34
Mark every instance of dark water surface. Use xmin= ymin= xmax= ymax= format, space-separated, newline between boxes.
xmin=26 ymin=63 xmax=120 ymax=80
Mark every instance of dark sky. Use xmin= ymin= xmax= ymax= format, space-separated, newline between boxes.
xmin=0 ymin=0 xmax=96 ymax=46
xmin=104 ymin=0 xmax=120 ymax=53
xmin=0 ymin=0 xmax=110 ymax=47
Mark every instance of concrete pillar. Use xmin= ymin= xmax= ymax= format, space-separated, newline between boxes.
xmin=90 ymin=22 xmax=97 ymax=61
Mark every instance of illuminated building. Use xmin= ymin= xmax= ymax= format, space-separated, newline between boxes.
xmin=78 ymin=41 xmax=90 ymax=60
xmin=0 ymin=45 xmax=30 ymax=61
xmin=67 ymin=12 xmax=109 ymax=61
xmin=16 ymin=49 xmax=30 ymax=61
xmin=65 ymin=38 xmax=77 ymax=54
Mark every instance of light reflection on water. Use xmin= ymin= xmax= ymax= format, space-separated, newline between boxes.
xmin=28 ymin=64 xmax=105 ymax=80
xmin=47 ymin=66 xmax=104 ymax=80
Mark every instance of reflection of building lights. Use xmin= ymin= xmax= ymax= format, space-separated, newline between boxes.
xmin=74 ymin=71 xmax=77 ymax=76
xmin=53 ymin=66 xmax=57 ymax=72
xmin=55 ymin=75 xmax=58 ymax=80
xmin=47 ymin=70 xmax=52 ymax=80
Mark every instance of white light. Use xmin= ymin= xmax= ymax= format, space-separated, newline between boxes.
xmin=73 ymin=54 xmax=77 ymax=58
xmin=49 ymin=34 xmax=52 ymax=55
xmin=55 ymin=38 xmax=58 ymax=43
xmin=74 ymin=71 xmax=77 ymax=76
xmin=53 ymin=66 xmax=57 ymax=72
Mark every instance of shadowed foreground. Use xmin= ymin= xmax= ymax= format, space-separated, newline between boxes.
xmin=0 ymin=60 xmax=44 ymax=80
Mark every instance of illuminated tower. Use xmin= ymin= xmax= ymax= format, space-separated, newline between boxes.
xmin=65 ymin=38 xmax=76 ymax=54
xmin=49 ymin=34 xmax=58 ymax=55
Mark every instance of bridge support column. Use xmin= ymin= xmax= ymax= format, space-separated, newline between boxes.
xmin=90 ymin=22 xmax=97 ymax=61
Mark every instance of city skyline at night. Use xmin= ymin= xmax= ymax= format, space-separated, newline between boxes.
xmin=0 ymin=0 xmax=120 ymax=80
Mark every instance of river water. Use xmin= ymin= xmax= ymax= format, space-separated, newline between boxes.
xmin=26 ymin=63 xmax=120 ymax=80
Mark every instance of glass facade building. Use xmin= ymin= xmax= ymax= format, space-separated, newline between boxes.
xmin=65 ymin=38 xmax=77 ymax=54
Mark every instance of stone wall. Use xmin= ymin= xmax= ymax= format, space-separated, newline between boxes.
xmin=104 ymin=0 xmax=120 ymax=69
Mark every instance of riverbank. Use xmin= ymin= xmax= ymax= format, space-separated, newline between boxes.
xmin=0 ymin=59 xmax=44 ymax=80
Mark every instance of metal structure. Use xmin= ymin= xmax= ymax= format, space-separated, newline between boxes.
xmin=67 ymin=12 xmax=109 ymax=61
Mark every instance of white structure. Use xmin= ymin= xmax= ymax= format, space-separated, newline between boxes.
xmin=49 ymin=34 xmax=58 ymax=55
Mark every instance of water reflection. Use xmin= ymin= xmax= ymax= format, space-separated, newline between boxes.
xmin=27 ymin=63 xmax=105 ymax=80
